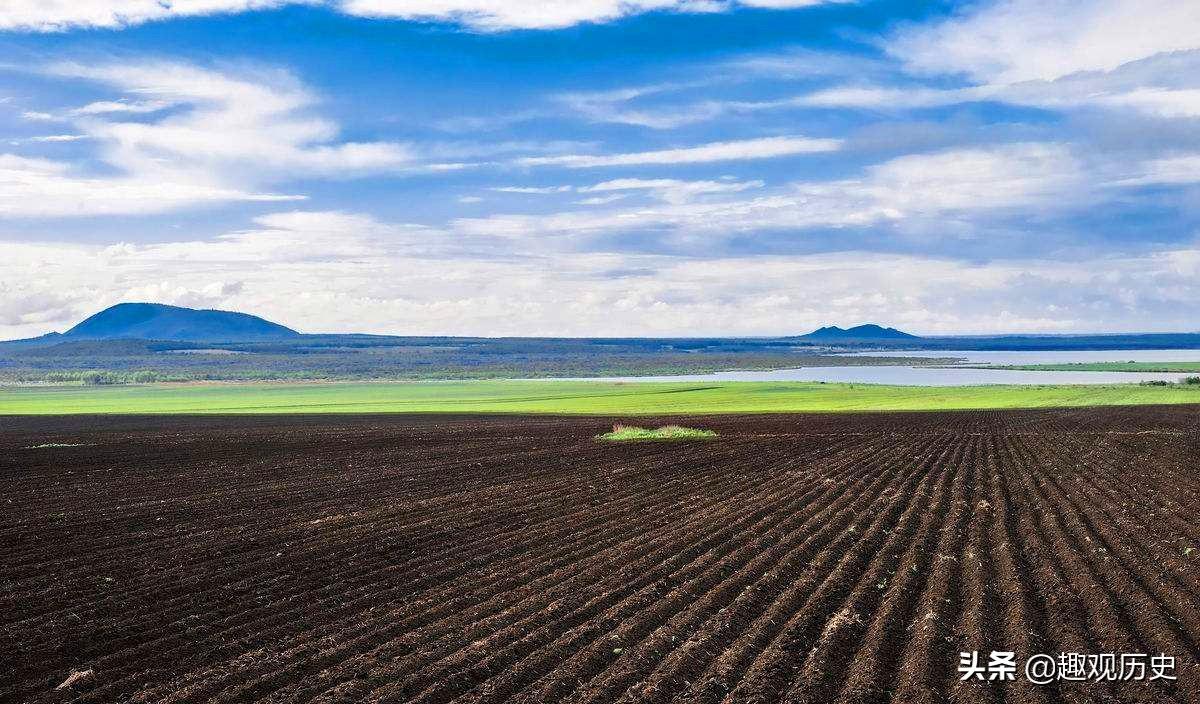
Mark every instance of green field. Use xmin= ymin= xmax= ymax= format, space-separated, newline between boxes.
xmin=995 ymin=362 xmax=1200 ymax=373
xmin=3 ymin=380 xmax=1200 ymax=415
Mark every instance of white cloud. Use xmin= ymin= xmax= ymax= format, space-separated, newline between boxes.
xmin=582 ymin=177 xmax=763 ymax=204
xmin=557 ymin=86 xmax=959 ymax=128
xmin=462 ymin=143 xmax=1088 ymax=239
xmin=515 ymin=136 xmax=841 ymax=168
xmin=336 ymin=0 xmax=854 ymax=30
xmin=795 ymin=85 xmax=988 ymax=109
xmin=738 ymin=0 xmax=841 ymax=6
xmin=889 ymin=0 xmax=1200 ymax=83
xmin=27 ymin=134 xmax=88 ymax=143
xmin=0 ymin=153 xmax=299 ymax=217
xmin=1114 ymin=155 xmax=1200 ymax=186
xmin=551 ymin=41 xmax=1200 ymax=129
xmin=483 ymin=177 xmax=763 ymax=205
xmin=793 ymin=49 xmax=1200 ymax=122
xmin=851 ymin=142 xmax=1086 ymax=214
xmin=47 ymin=60 xmax=415 ymax=175
xmin=575 ymin=194 xmax=629 ymax=206
xmin=490 ymin=185 xmax=573 ymax=194
xmin=1092 ymin=87 xmax=1200 ymax=119
xmin=0 ymin=0 xmax=850 ymax=32
xmin=339 ymin=0 xmax=710 ymax=30
xmin=1 ymin=60 xmax=418 ymax=217
xmin=555 ymin=82 xmax=727 ymax=129
xmin=725 ymin=47 xmax=886 ymax=81
xmin=0 ymin=1 xmax=294 ymax=31
xmin=71 ymin=99 xmax=172 ymax=115
xmin=6 ymin=210 xmax=1200 ymax=339
xmin=552 ymin=50 xmax=886 ymax=129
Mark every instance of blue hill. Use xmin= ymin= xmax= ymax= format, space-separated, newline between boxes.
xmin=801 ymin=324 xmax=919 ymax=340
xmin=63 ymin=303 xmax=299 ymax=342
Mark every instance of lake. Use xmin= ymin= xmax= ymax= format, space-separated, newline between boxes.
xmin=839 ymin=349 xmax=1200 ymax=365
xmin=548 ymin=349 xmax=1200 ymax=386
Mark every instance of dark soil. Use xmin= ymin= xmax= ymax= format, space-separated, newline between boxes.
xmin=2 ymin=409 xmax=1197 ymax=703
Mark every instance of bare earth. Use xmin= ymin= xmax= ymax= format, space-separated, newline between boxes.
xmin=2 ymin=409 xmax=1198 ymax=703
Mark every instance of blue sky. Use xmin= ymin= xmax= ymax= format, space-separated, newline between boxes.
xmin=2 ymin=1 xmax=1200 ymax=338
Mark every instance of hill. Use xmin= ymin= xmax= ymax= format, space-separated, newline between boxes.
xmin=801 ymin=324 xmax=920 ymax=340
xmin=62 ymin=303 xmax=299 ymax=342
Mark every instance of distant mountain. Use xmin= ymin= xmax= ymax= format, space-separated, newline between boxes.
xmin=0 ymin=331 xmax=64 ymax=348
xmin=801 ymin=324 xmax=920 ymax=340
xmin=62 ymin=303 xmax=299 ymax=342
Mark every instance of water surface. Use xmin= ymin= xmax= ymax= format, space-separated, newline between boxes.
xmin=839 ymin=349 xmax=1200 ymax=366
xmin=544 ymin=349 xmax=1200 ymax=386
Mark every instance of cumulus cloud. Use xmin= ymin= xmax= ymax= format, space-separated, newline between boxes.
xmin=461 ymin=143 xmax=1089 ymax=240
xmin=6 ymin=209 xmax=1200 ymax=340
xmin=131 ymin=209 xmax=460 ymax=263
xmin=574 ymin=4 xmax=1200 ymax=129
xmin=793 ymin=50 xmax=1200 ymax=123
xmin=0 ymin=60 xmax=419 ymax=217
xmin=888 ymin=0 xmax=1200 ymax=84
xmin=6 ymin=0 xmax=1200 ymax=339
xmin=849 ymin=143 xmax=1086 ymax=214
xmin=47 ymin=60 xmax=415 ymax=176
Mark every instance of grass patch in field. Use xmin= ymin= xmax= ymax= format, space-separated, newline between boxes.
xmin=995 ymin=361 xmax=1200 ymax=373
xmin=2 ymin=380 xmax=1200 ymax=415
xmin=597 ymin=424 xmax=717 ymax=441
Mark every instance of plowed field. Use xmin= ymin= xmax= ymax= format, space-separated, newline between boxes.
xmin=2 ymin=409 xmax=1198 ymax=703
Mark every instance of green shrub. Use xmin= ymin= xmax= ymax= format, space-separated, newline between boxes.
xmin=597 ymin=424 xmax=718 ymax=441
